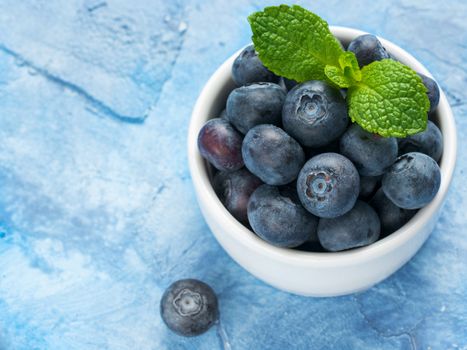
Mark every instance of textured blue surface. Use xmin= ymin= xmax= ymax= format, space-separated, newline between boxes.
xmin=0 ymin=1 xmax=466 ymax=349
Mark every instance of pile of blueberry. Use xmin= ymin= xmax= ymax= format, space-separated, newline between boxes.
xmin=197 ymin=34 xmax=442 ymax=252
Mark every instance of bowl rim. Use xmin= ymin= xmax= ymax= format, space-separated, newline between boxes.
xmin=188 ymin=26 xmax=457 ymax=267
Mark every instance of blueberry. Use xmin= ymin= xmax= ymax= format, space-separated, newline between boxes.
xmin=297 ymin=153 xmax=360 ymax=218
xmin=232 ymin=45 xmax=279 ymax=86
xmin=247 ymin=184 xmax=318 ymax=248
xmin=283 ymin=77 xmax=298 ymax=91
xmin=340 ymin=124 xmax=398 ymax=176
xmin=398 ymin=120 xmax=443 ymax=162
xmin=226 ymin=83 xmax=286 ymax=134
xmin=213 ymin=168 xmax=263 ymax=225
xmin=242 ymin=124 xmax=305 ymax=185
xmin=160 ymin=279 xmax=219 ymax=337
xmin=197 ymin=118 xmax=244 ymax=171
xmin=418 ymin=73 xmax=440 ymax=113
xmin=347 ymin=34 xmax=390 ymax=67
xmin=282 ymin=81 xmax=349 ymax=147
xmin=359 ymin=175 xmax=381 ymax=199
xmin=370 ymin=188 xmax=417 ymax=235
xmin=382 ymin=152 xmax=441 ymax=209
xmin=317 ymin=200 xmax=381 ymax=252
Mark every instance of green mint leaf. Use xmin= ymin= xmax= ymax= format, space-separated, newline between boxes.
xmin=347 ymin=59 xmax=429 ymax=137
xmin=339 ymin=51 xmax=362 ymax=82
xmin=325 ymin=52 xmax=362 ymax=88
xmin=324 ymin=65 xmax=353 ymax=87
xmin=248 ymin=5 xmax=344 ymax=82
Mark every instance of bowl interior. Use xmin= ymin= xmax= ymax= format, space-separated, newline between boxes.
xmin=189 ymin=26 xmax=457 ymax=264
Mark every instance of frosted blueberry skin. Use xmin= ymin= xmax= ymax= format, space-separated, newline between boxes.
xmin=370 ymin=188 xmax=417 ymax=235
xmin=398 ymin=120 xmax=443 ymax=162
xmin=213 ymin=168 xmax=263 ymax=226
xmin=317 ymin=201 xmax=381 ymax=252
xmin=347 ymin=34 xmax=390 ymax=67
xmin=297 ymin=153 xmax=360 ymax=218
xmin=340 ymin=124 xmax=398 ymax=176
xmin=226 ymin=82 xmax=286 ymax=134
xmin=197 ymin=118 xmax=244 ymax=172
xmin=282 ymin=80 xmax=349 ymax=147
xmin=231 ymin=45 xmax=280 ymax=86
xmin=382 ymin=152 xmax=441 ymax=209
xmin=418 ymin=73 xmax=440 ymax=113
xmin=247 ymin=184 xmax=319 ymax=248
xmin=359 ymin=175 xmax=382 ymax=199
xmin=160 ymin=279 xmax=219 ymax=337
xmin=242 ymin=124 xmax=305 ymax=186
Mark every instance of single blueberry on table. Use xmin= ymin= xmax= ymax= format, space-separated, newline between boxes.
xmin=197 ymin=118 xmax=244 ymax=171
xmin=242 ymin=124 xmax=305 ymax=185
xmin=226 ymin=82 xmax=286 ymax=134
xmin=340 ymin=124 xmax=398 ymax=176
xmin=160 ymin=279 xmax=219 ymax=337
xmin=370 ymin=188 xmax=417 ymax=235
xmin=418 ymin=73 xmax=440 ymax=113
xmin=247 ymin=184 xmax=318 ymax=248
xmin=398 ymin=121 xmax=443 ymax=162
xmin=317 ymin=200 xmax=381 ymax=252
xmin=213 ymin=168 xmax=263 ymax=226
xmin=347 ymin=34 xmax=390 ymax=67
xmin=232 ymin=44 xmax=280 ymax=86
xmin=297 ymin=153 xmax=360 ymax=218
xmin=282 ymin=80 xmax=349 ymax=147
xmin=382 ymin=152 xmax=441 ymax=209
xmin=359 ymin=175 xmax=382 ymax=199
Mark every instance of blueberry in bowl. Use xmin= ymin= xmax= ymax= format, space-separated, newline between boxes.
xmin=188 ymin=5 xmax=456 ymax=296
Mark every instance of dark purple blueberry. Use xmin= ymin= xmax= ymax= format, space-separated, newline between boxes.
xmin=297 ymin=153 xmax=360 ymax=218
xmin=226 ymin=82 xmax=286 ymax=134
xmin=398 ymin=120 xmax=443 ymax=162
xmin=370 ymin=188 xmax=417 ymax=235
xmin=418 ymin=73 xmax=440 ymax=113
xmin=347 ymin=34 xmax=390 ymax=67
xmin=242 ymin=124 xmax=305 ymax=185
xmin=382 ymin=152 xmax=441 ymax=209
xmin=197 ymin=118 xmax=244 ymax=172
xmin=213 ymin=168 xmax=263 ymax=225
xmin=282 ymin=81 xmax=349 ymax=147
xmin=232 ymin=45 xmax=280 ymax=86
xmin=160 ymin=279 xmax=218 ymax=337
xmin=317 ymin=201 xmax=381 ymax=252
xmin=340 ymin=124 xmax=398 ymax=176
xmin=359 ymin=175 xmax=382 ymax=199
xmin=247 ymin=184 xmax=318 ymax=248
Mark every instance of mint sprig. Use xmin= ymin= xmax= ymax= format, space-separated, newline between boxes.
xmin=248 ymin=5 xmax=344 ymax=83
xmin=248 ymin=5 xmax=429 ymax=137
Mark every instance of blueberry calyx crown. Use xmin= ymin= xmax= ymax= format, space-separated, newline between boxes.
xmin=173 ymin=288 xmax=204 ymax=317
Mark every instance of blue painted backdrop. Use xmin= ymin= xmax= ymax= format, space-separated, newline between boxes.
xmin=0 ymin=1 xmax=465 ymax=349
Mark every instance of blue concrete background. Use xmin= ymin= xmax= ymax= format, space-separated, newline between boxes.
xmin=0 ymin=0 xmax=465 ymax=349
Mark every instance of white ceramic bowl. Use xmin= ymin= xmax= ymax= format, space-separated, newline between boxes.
xmin=188 ymin=26 xmax=457 ymax=297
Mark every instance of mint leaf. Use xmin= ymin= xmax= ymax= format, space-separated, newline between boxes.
xmin=347 ymin=59 xmax=429 ymax=137
xmin=339 ymin=51 xmax=361 ymax=82
xmin=248 ymin=5 xmax=344 ymax=82
xmin=325 ymin=52 xmax=361 ymax=87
